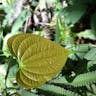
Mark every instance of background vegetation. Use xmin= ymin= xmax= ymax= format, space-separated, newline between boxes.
xmin=0 ymin=0 xmax=96 ymax=96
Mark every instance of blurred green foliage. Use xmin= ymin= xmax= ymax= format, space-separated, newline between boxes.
xmin=0 ymin=0 xmax=96 ymax=96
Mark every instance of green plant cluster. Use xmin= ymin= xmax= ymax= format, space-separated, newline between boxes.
xmin=0 ymin=0 xmax=96 ymax=96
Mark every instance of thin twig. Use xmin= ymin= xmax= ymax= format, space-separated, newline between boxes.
xmin=5 ymin=56 xmax=13 ymax=94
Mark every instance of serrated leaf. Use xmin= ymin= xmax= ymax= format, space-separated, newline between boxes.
xmin=84 ymin=47 xmax=96 ymax=69
xmin=38 ymin=84 xmax=80 ymax=96
xmin=68 ymin=44 xmax=89 ymax=60
xmin=84 ymin=48 xmax=96 ymax=60
xmin=8 ymin=33 xmax=69 ymax=88
xmin=52 ymin=71 xmax=96 ymax=87
xmin=87 ymin=60 xmax=96 ymax=69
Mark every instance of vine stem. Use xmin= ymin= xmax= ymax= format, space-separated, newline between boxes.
xmin=4 ymin=56 xmax=13 ymax=95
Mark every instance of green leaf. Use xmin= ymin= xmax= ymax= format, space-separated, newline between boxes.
xmin=2 ymin=5 xmax=15 ymax=27
xmin=77 ymin=29 xmax=96 ymax=40
xmin=59 ymin=5 xmax=87 ymax=25
xmin=84 ymin=48 xmax=96 ymax=60
xmin=68 ymin=44 xmax=89 ymax=60
xmin=3 ymin=33 xmax=14 ymax=57
xmin=87 ymin=60 xmax=96 ymax=70
xmin=55 ymin=18 xmax=62 ymax=43
xmin=7 ymin=33 xmax=69 ymax=88
xmin=8 ymin=60 xmax=18 ymax=77
xmin=16 ymin=89 xmax=38 ymax=96
xmin=7 ymin=34 xmax=19 ymax=56
xmin=11 ymin=9 xmax=31 ymax=33
xmin=84 ymin=47 xmax=96 ymax=69
xmin=17 ymin=35 xmax=49 ymax=59
xmin=3 ymin=32 xmax=20 ymax=57
xmin=7 ymin=33 xmax=32 ymax=57
xmin=0 ymin=64 xmax=7 ymax=91
xmin=11 ymin=34 xmax=32 ymax=57
xmin=38 ymin=84 xmax=80 ymax=96
xmin=52 ymin=71 xmax=96 ymax=87
xmin=0 ymin=28 xmax=3 ymax=50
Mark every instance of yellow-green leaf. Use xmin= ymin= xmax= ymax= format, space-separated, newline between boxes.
xmin=12 ymin=34 xmax=31 ymax=57
xmin=17 ymin=35 xmax=49 ymax=59
xmin=7 ymin=34 xmax=19 ymax=56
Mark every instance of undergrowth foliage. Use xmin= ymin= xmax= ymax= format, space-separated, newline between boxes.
xmin=0 ymin=0 xmax=96 ymax=96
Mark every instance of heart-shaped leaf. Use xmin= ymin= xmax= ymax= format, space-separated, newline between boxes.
xmin=7 ymin=33 xmax=69 ymax=88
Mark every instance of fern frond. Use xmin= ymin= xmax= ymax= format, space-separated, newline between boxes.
xmin=51 ymin=71 xmax=96 ymax=87
xmin=38 ymin=84 xmax=80 ymax=96
xmin=84 ymin=48 xmax=96 ymax=60
xmin=87 ymin=60 xmax=96 ymax=69
xmin=84 ymin=48 xmax=96 ymax=69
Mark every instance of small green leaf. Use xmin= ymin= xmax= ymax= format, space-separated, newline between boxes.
xmin=11 ymin=9 xmax=31 ymax=33
xmin=55 ymin=18 xmax=62 ymax=43
xmin=77 ymin=30 xmax=96 ymax=40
